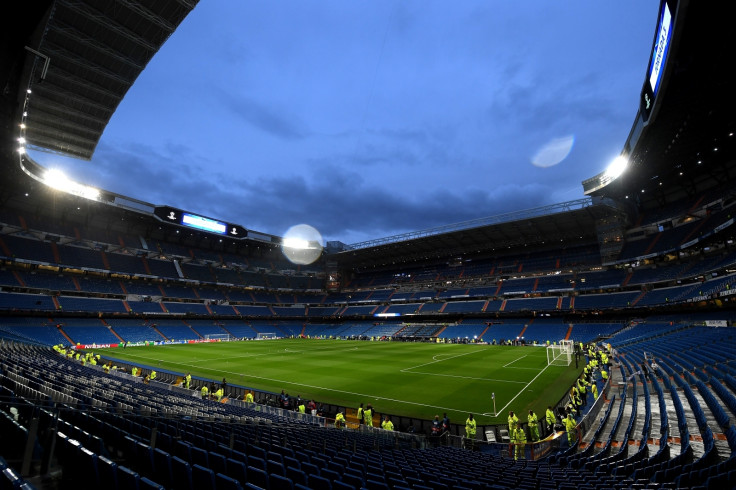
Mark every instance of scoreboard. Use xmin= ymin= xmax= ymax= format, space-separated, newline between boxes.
xmin=153 ymin=206 xmax=246 ymax=239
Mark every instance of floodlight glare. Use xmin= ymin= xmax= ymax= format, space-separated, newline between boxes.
xmin=42 ymin=168 xmax=100 ymax=200
xmin=604 ymin=156 xmax=628 ymax=180
xmin=281 ymin=224 xmax=323 ymax=265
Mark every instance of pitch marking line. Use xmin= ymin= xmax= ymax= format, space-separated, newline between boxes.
xmin=175 ymin=360 xmax=473 ymax=414
xmin=496 ymin=361 xmax=554 ymax=415
xmin=503 ymin=355 xmax=527 ymax=367
xmin=404 ymin=371 xmax=526 ymax=384
xmin=400 ymin=349 xmax=481 ymax=372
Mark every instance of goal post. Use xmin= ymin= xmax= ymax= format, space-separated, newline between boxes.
xmin=256 ymin=332 xmax=278 ymax=340
xmin=204 ymin=333 xmax=233 ymax=342
xmin=547 ymin=339 xmax=574 ymax=366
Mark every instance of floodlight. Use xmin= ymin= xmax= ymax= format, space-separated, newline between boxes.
xmin=604 ymin=156 xmax=628 ymax=180
xmin=42 ymin=168 xmax=100 ymax=200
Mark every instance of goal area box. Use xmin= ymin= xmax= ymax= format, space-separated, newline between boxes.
xmin=547 ymin=340 xmax=574 ymax=366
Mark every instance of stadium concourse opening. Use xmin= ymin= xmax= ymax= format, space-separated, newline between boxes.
xmin=2 ymin=0 xmax=736 ymax=489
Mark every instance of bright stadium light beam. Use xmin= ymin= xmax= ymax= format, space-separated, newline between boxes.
xmin=281 ymin=224 xmax=324 ymax=265
xmin=43 ymin=168 xmax=100 ymax=201
xmin=604 ymin=155 xmax=628 ymax=180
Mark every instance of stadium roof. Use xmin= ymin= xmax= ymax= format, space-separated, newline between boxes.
xmin=333 ymin=198 xmax=625 ymax=270
xmin=2 ymin=0 xmax=734 ymax=272
xmin=587 ymin=0 xmax=736 ymax=212
xmin=9 ymin=0 xmax=197 ymax=160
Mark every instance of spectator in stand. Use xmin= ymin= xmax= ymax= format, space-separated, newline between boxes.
xmin=307 ymin=399 xmax=317 ymax=415
xmin=432 ymin=415 xmax=442 ymax=436
xmin=441 ymin=413 xmax=450 ymax=433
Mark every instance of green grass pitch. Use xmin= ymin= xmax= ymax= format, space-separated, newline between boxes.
xmin=101 ymin=339 xmax=581 ymax=424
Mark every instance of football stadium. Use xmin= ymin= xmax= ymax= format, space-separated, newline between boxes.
xmin=1 ymin=1 xmax=736 ymax=489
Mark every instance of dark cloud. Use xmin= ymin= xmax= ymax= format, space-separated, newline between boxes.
xmin=215 ymin=89 xmax=308 ymax=140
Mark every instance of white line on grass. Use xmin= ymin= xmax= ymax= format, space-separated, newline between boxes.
xmin=503 ymin=355 xmax=527 ymax=367
xmin=176 ymin=361 xmax=470 ymax=414
xmin=404 ymin=371 xmax=527 ymax=384
xmin=496 ymin=362 xmax=554 ymax=415
xmin=401 ymin=349 xmax=482 ymax=372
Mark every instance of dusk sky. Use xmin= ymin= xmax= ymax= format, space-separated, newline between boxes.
xmin=32 ymin=1 xmax=659 ymax=245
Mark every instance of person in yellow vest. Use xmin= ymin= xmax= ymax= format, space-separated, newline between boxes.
xmin=357 ymin=403 xmax=364 ymax=425
xmin=245 ymin=391 xmax=254 ymax=403
xmin=150 ymin=370 xmax=156 ymax=381
xmin=465 ymin=413 xmax=477 ymax=442
xmin=601 ymin=368 xmax=609 ymax=383
xmin=201 ymin=385 xmax=209 ymax=400
xmin=131 ymin=367 xmax=138 ymax=377
xmin=512 ymin=422 xmax=526 ymax=460
xmin=298 ymin=401 xmax=306 ymax=414
xmin=382 ymin=415 xmax=393 ymax=431
xmin=215 ymin=387 xmax=224 ymax=401
xmin=545 ymin=406 xmax=556 ymax=436
xmin=364 ymin=404 xmax=373 ymax=427
xmin=185 ymin=373 xmax=191 ymax=389
xmin=564 ymin=413 xmax=577 ymax=446
xmin=335 ymin=411 xmax=345 ymax=428
xmin=527 ymin=410 xmax=540 ymax=442
xmin=591 ymin=381 xmax=599 ymax=400
xmin=508 ymin=410 xmax=519 ymax=433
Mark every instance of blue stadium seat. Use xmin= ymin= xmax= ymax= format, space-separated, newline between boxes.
xmin=97 ymin=455 xmax=119 ymax=490
xmin=192 ymin=463 xmax=216 ymax=490
xmin=216 ymin=473 xmax=244 ymax=490
xmin=139 ymin=477 xmax=165 ymax=490
xmin=286 ymin=466 xmax=307 ymax=486
xmin=332 ymin=481 xmax=356 ymax=490
xmin=270 ymin=473 xmax=295 ymax=490
xmin=117 ymin=465 xmax=141 ymax=490
xmin=208 ymin=451 xmax=228 ymax=476
xmin=308 ymin=474 xmax=332 ymax=490
xmin=247 ymin=466 xmax=270 ymax=490
xmin=171 ymin=456 xmax=192 ymax=490
xmin=152 ymin=448 xmax=173 ymax=488
xmin=226 ymin=458 xmax=248 ymax=485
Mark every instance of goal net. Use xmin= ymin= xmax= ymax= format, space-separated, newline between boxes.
xmin=547 ymin=340 xmax=574 ymax=366
xmin=205 ymin=333 xmax=233 ymax=342
xmin=256 ymin=332 xmax=278 ymax=340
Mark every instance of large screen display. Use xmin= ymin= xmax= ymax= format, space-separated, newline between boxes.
xmin=648 ymin=1 xmax=673 ymax=97
xmin=181 ymin=213 xmax=228 ymax=234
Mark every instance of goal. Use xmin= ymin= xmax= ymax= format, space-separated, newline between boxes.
xmin=205 ymin=333 xmax=233 ymax=342
xmin=256 ymin=332 xmax=278 ymax=340
xmin=547 ymin=339 xmax=574 ymax=366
